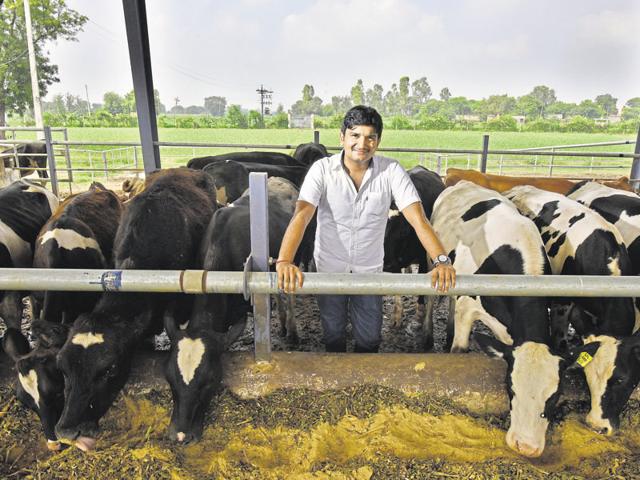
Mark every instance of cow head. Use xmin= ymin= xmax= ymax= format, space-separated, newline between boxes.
xmin=2 ymin=322 xmax=69 ymax=451
xmin=163 ymin=314 xmax=227 ymax=444
xmin=475 ymin=333 xmax=567 ymax=458
xmin=55 ymin=311 xmax=147 ymax=451
xmin=570 ymin=334 xmax=640 ymax=435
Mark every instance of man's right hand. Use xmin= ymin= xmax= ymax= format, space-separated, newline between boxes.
xmin=276 ymin=261 xmax=304 ymax=293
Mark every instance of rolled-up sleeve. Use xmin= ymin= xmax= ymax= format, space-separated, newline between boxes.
xmin=390 ymin=162 xmax=421 ymax=211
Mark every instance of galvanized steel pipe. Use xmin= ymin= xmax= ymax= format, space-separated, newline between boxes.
xmin=1 ymin=268 xmax=640 ymax=297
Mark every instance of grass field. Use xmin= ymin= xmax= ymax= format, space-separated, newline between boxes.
xmin=7 ymin=127 xmax=637 ymax=193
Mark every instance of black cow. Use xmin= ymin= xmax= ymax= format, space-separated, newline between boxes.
xmin=0 ymin=180 xmax=58 ymax=331
xmin=431 ymin=181 xmax=563 ymax=458
xmin=3 ymin=321 xmax=69 ymax=451
xmin=1 ymin=143 xmax=49 ymax=179
xmin=164 ymin=177 xmax=306 ymax=443
xmin=292 ymin=142 xmax=328 ymax=167
xmin=187 ymin=151 xmax=303 ymax=170
xmin=54 ymin=168 xmax=218 ymax=451
xmin=32 ymin=183 xmax=123 ymax=324
xmin=383 ymin=166 xmax=445 ymax=339
xmin=203 ymin=160 xmax=308 ymax=204
xmin=504 ymin=185 xmax=637 ymax=435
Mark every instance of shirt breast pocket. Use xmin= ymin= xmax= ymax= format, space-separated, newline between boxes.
xmin=364 ymin=192 xmax=388 ymax=218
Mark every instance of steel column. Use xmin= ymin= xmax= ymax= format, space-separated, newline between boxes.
xmin=479 ymin=134 xmax=489 ymax=172
xmin=43 ymin=127 xmax=58 ymax=196
xmin=630 ymin=125 xmax=640 ymax=191
xmin=122 ymin=0 xmax=161 ymax=173
xmin=249 ymin=173 xmax=272 ymax=362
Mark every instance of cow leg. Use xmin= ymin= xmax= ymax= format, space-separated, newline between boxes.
xmin=0 ymin=291 xmax=23 ymax=330
xmin=423 ymin=295 xmax=434 ymax=351
xmin=391 ymin=267 xmax=407 ymax=328
xmin=276 ymin=294 xmax=287 ymax=338
xmin=445 ymin=296 xmax=456 ymax=351
xmin=550 ymin=301 xmax=573 ymax=352
xmin=285 ymin=294 xmax=298 ymax=345
xmin=451 ymin=296 xmax=512 ymax=353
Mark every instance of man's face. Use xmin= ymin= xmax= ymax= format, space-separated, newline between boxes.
xmin=340 ymin=125 xmax=380 ymax=166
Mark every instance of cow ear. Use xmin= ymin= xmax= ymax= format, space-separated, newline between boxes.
xmin=474 ymin=332 xmax=511 ymax=360
xmin=2 ymin=328 xmax=31 ymax=361
xmin=164 ymin=314 xmax=178 ymax=341
xmin=566 ymin=342 xmax=601 ymax=370
xmin=31 ymin=320 xmax=70 ymax=349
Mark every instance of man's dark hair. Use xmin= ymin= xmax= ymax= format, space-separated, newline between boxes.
xmin=341 ymin=105 xmax=383 ymax=137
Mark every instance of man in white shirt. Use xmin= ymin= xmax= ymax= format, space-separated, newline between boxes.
xmin=276 ymin=106 xmax=455 ymax=352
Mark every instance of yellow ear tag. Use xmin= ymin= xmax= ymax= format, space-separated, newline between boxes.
xmin=576 ymin=351 xmax=593 ymax=368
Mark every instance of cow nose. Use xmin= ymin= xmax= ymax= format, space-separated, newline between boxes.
xmin=586 ymin=413 xmax=613 ymax=435
xmin=175 ymin=431 xmax=196 ymax=444
xmin=55 ymin=425 xmax=80 ymax=444
xmin=513 ymin=440 xmax=543 ymax=458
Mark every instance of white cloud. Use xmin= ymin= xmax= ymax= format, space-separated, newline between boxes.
xmin=576 ymin=9 xmax=639 ymax=47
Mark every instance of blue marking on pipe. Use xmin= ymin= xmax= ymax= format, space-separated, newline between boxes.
xmin=101 ymin=271 xmax=123 ymax=291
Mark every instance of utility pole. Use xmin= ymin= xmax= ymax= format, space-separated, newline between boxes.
xmin=24 ymin=0 xmax=44 ymax=139
xmin=256 ymin=85 xmax=273 ymax=125
xmin=85 ymin=84 xmax=92 ymax=114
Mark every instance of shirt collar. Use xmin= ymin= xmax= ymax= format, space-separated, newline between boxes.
xmin=331 ymin=150 xmax=377 ymax=174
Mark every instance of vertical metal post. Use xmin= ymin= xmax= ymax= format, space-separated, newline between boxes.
xmin=479 ymin=134 xmax=489 ymax=173
xmin=63 ymin=128 xmax=73 ymax=187
xmin=249 ymin=172 xmax=271 ymax=362
xmin=102 ymin=151 xmax=109 ymax=180
xmin=133 ymin=146 xmax=139 ymax=171
xmin=436 ymin=155 xmax=442 ymax=175
xmin=122 ymin=0 xmax=161 ymax=174
xmin=630 ymin=126 xmax=640 ymax=191
xmin=43 ymin=127 xmax=58 ymax=197
xmin=549 ymin=147 xmax=555 ymax=176
xmin=313 ymin=130 xmax=320 ymax=144
xmin=498 ymin=154 xmax=504 ymax=175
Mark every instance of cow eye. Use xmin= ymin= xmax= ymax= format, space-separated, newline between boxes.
xmin=540 ymin=413 xmax=546 ymax=418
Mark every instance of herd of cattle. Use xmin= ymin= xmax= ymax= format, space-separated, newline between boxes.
xmin=0 ymin=143 xmax=639 ymax=460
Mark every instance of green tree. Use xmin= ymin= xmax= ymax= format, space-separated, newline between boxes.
xmin=439 ymin=87 xmax=451 ymax=101
xmin=185 ymin=105 xmax=206 ymax=114
xmin=225 ymin=104 xmax=247 ymax=128
xmin=0 ymin=0 xmax=87 ymax=135
xmin=515 ymin=94 xmax=542 ymax=118
xmin=330 ymin=95 xmax=352 ymax=115
xmin=384 ymin=83 xmax=399 ymax=116
xmin=123 ymin=88 xmax=165 ymax=114
xmin=398 ymin=76 xmax=411 ymax=115
xmin=410 ymin=77 xmax=432 ymax=113
xmin=204 ymin=95 xmax=227 ymax=116
xmin=350 ymin=79 xmax=364 ymax=106
xmin=291 ymin=84 xmax=323 ymax=115
xmin=365 ymin=84 xmax=384 ymax=112
xmin=529 ymin=85 xmax=557 ymax=117
xmin=247 ymin=110 xmax=263 ymax=128
xmin=621 ymin=97 xmax=640 ymax=121
xmin=574 ymin=100 xmax=605 ymax=119
xmin=595 ymin=94 xmax=618 ymax=116
xmin=546 ymin=101 xmax=577 ymax=118
xmin=103 ymin=91 xmax=125 ymax=115
xmin=483 ymin=94 xmax=516 ymax=116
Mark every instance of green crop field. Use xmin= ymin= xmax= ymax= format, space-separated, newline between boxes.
xmin=7 ymin=128 xmax=636 ymax=193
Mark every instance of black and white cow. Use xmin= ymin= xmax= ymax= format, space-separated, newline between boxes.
xmin=54 ymin=168 xmax=218 ymax=451
xmin=383 ymin=166 xmax=445 ymax=341
xmin=1 ymin=143 xmax=49 ymax=179
xmin=292 ymin=142 xmax=328 ymax=167
xmin=203 ymin=160 xmax=308 ymax=204
xmin=431 ymin=181 xmax=562 ymax=458
xmin=187 ymin=151 xmax=303 ymax=170
xmin=567 ymin=181 xmax=640 ymax=275
xmin=0 ymin=179 xmax=58 ymax=331
xmin=164 ymin=177 xmax=307 ymax=443
xmin=32 ymin=183 xmax=123 ymax=323
xmin=504 ymin=185 xmax=637 ymax=435
xmin=3 ymin=321 xmax=69 ymax=451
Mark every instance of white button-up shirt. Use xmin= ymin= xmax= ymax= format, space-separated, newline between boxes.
xmin=298 ymin=151 xmax=421 ymax=273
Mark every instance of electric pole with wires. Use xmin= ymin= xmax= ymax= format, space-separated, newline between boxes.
xmin=256 ymin=85 xmax=273 ymax=125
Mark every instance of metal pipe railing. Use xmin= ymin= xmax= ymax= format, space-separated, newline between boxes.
xmin=2 ymin=268 xmax=640 ymax=298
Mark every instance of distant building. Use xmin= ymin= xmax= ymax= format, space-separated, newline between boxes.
xmin=512 ymin=115 xmax=526 ymax=125
xmin=455 ymin=114 xmax=480 ymax=122
xmin=288 ymin=113 xmax=314 ymax=129
xmin=545 ymin=113 xmax=563 ymax=121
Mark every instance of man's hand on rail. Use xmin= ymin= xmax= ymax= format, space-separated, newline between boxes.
xmin=276 ymin=261 xmax=304 ymax=294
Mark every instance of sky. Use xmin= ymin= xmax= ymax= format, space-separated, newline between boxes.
xmin=45 ymin=0 xmax=640 ymax=113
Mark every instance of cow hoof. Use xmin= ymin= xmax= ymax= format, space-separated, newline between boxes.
xmin=450 ymin=345 xmax=468 ymax=353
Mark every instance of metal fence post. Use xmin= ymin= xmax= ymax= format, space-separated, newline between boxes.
xmin=479 ymin=134 xmax=489 ymax=172
xmin=102 ymin=151 xmax=109 ymax=180
xmin=43 ymin=127 xmax=58 ymax=197
xmin=63 ymin=128 xmax=73 ymax=185
xmin=630 ymin=126 xmax=640 ymax=191
xmin=548 ymin=148 xmax=555 ymax=176
xmin=436 ymin=155 xmax=441 ymax=174
xmin=314 ymin=130 xmax=320 ymax=144
xmin=249 ymin=172 xmax=271 ymax=362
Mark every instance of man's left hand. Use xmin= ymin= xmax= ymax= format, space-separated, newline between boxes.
xmin=432 ymin=264 xmax=456 ymax=293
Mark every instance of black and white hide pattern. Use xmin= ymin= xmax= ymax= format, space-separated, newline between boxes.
xmin=164 ymin=177 xmax=304 ymax=444
xmin=504 ymin=185 xmax=635 ymax=338
xmin=0 ymin=179 xmax=58 ymax=330
xmin=504 ymin=185 xmax=638 ymax=436
xmin=383 ymin=166 xmax=445 ymax=340
xmin=31 ymin=183 xmax=123 ymax=324
xmin=2 ymin=321 xmax=69 ymax=451
xmin=431 ymin=181 xmax=562 ymax=458
xmin=54 ymin=168 xmax=218 ymax=452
